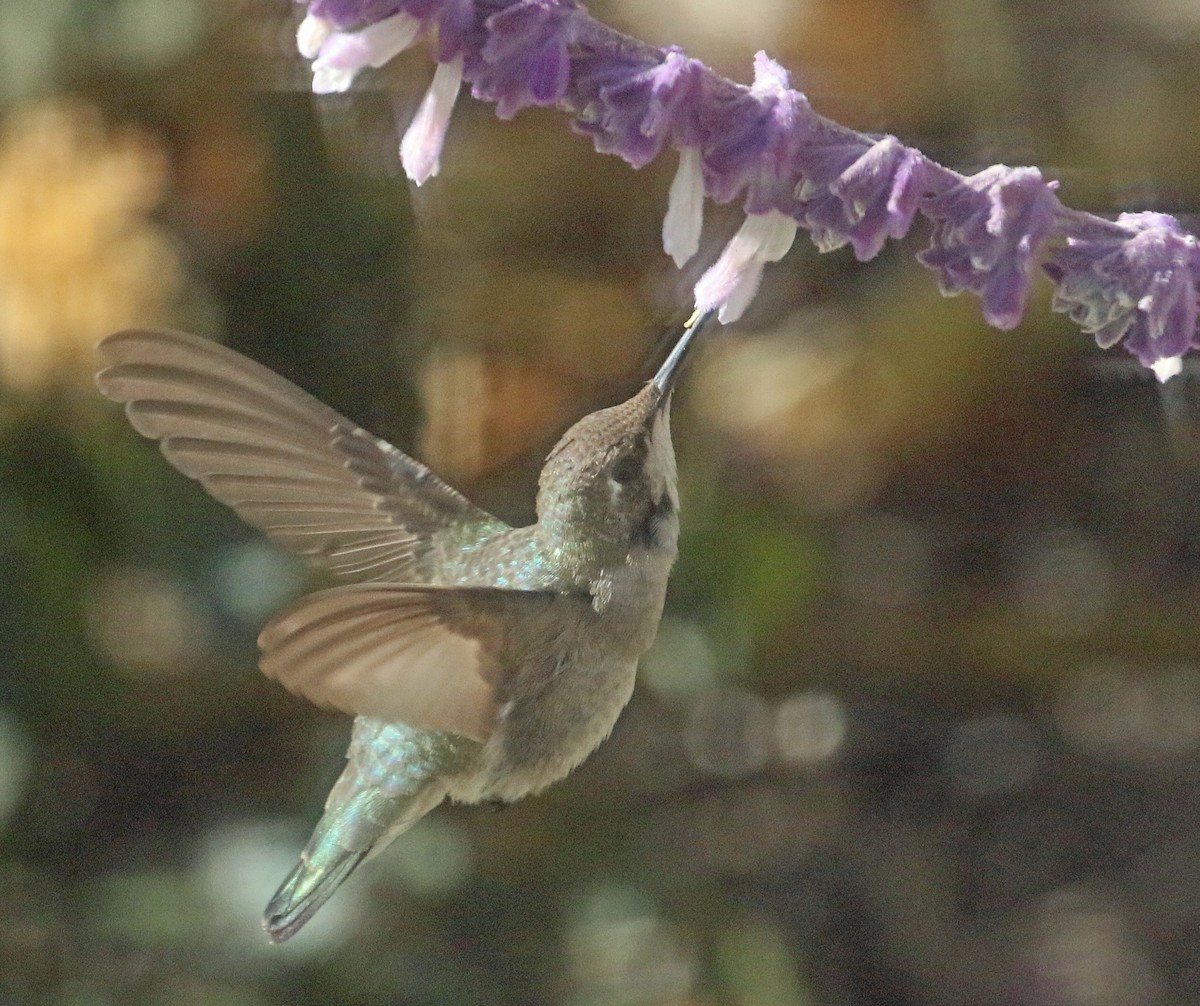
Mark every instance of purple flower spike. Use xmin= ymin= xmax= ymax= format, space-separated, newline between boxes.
xmin=1045 ymin=212 xmax=1200 ymax=380
xmin=703 ymin=52 xmax=816 ymax=214
xmin=471 ymin=1 xmax=577 ymax=120
xmin=291 ymin=0 xmax=1200 ymax=370
xmin=917 ymin=165 xmax=1061 ymax=330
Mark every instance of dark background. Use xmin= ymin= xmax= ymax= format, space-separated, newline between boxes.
xmin=2 ymin=0 xmax=1200 ymax=1002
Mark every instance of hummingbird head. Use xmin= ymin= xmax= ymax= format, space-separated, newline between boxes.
xmin=536 ymin=312 xmax=710 ymax=558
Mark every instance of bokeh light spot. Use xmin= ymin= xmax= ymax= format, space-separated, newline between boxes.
xmin=1031 ymin=888 xmax=1162 ymax=1005
xmin=684 ymin=688 xmax=773 ymax=778
xmin=212 ymin=540 xmax=306 ymax=626
xmin=565 ymin=883 xmax=695 ymax=1005
xmin=774 ymin=691 xmax=847 ymax=767
xmin=85 ymin=566 xmax=212 ymax=677
xmin=1057 ymin=663 xmax=1200 ymax=764
xmin=376 ymin=815 xmax=473 ymax=897
xmin=641 ymin=617 xmax=719 ymax=702
xmin=0 ymin=99 xmax=178 ymax=390
xmin=1013 ymin=528 xmax=1114 ymax=637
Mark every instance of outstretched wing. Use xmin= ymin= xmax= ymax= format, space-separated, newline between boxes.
xmin=258 ymin=584 xmax=593 ymax=742
xmin=96 ymin=329 xmax=507 ymax=581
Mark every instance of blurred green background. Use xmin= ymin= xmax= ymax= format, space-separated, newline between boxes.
xmin=4 ymin=0 xmax=1200 ymax=1003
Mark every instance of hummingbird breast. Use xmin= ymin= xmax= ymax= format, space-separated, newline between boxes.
xmin=443 ymin=544 xmax=674 ymax=805
xmin=450 ymin=650 xmax=640 ymax=804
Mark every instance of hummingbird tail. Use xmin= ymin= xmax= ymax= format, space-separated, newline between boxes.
xmin=263 ymin=842 xmax=366 ymax=943
xmin=263 ymin=776 xmax=448 ymax=942
xmin=263 ymin=794 xmax=384 ymax=943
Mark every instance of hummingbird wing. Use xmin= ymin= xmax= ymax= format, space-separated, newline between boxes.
xmin=96 ymin=329 xmax=507 ymax=581
xmin=258 ymin=584 xmax=593 ymax=742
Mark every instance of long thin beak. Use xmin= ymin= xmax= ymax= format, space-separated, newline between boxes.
xmin=650 ymin=308 xmax=715 ymax=404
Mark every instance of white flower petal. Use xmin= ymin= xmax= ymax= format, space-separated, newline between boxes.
xmin=400 ymin=55 xmax=465 ymax=186
xmin=693 ymin=210 xmax=798 ymax=321
xmin=358 ymin=12 xmax=422 ymax=68
xmin=1152 ymin=355 xmax=1183 ymax=382
xmin=662 ymin=146 xmax=705 ymax=268
xmin=296 ymin=13 xmax=333 ymax=60
xmin=716 ymin=261 xmax=766 ymax=324
xmin=744 ymin=209 xmax=798 ymax=262
xmin=311 ymin=63 xmax=357 ymax=94
xmin=312 ymin=13 xmax=421 ymax=87
xmin=693 ymin=244 xmax=747 ymax=316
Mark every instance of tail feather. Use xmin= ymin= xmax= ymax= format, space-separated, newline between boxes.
xmin=262 ymin=776 xmax=449 ymax=942
xmin=263 ymin=788 xmax=386 ymax=943
xmin=263 ymin=845 xmax=366 ymax=943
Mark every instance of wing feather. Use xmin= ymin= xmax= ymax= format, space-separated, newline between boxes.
xmin=97 ymin=329 xmax=507 ymax=581
xmin=259 ymin=585 xmax=592 ymax=742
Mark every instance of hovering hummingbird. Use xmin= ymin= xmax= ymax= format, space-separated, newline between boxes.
xmin=95 ymin=310 xmax=711 ymax=941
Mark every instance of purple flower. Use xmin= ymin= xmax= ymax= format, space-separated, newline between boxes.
xmin=577 ymin=47 xmax=707 ymax=168
xmin=917 ymin=165 xmax=1061 ymax=330
xmin=303 ymin=0 xmax=407 ymax=29
xmin=470 ymin=1 xmax=577 ymax=120
xmin=794 ymin=133 xmax=872 ymax=252
xmin=570 ymin=48 xmax=712 ymax=266
xmin=702 ymin=52 xmax=816 ymax=214
xmin=796 ymin=134 xmax=925 ymax=260
xmin=1044 ymin=212 xmax=1200 ymax=379
xmin=833 ymin=137 xmax=926 ymax=261
xmin=567 ymin=47 xmax=710 ymax=266
xmin=400 ymin=0 xmax=477 ymax=60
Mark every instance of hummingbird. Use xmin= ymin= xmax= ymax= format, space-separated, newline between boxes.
xmin=95 ymin=310 xmax=711 ymax=941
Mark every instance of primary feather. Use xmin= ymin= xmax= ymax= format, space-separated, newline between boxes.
xmin=97 ymin=328 xmax=506 ymax=581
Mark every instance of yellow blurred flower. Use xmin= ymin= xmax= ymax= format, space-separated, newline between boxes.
xmin=0 ymin=99 xmax=180 ymax=390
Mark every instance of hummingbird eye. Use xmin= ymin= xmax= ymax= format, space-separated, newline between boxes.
xmin=610 ymin=453 xmax=641 ymax=486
